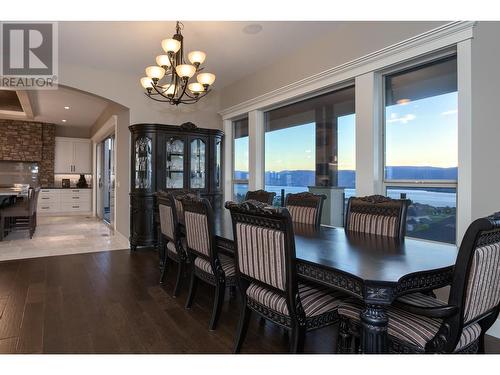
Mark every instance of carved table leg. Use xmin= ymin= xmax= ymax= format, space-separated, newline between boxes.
xmin=360 ymin=304 xmax=389 ymax=354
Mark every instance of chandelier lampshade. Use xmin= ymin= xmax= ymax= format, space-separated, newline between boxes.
xmin=145 ymin=66 xmax=165 ymax=81
xmin=140 ymin=77 xmax=153 ymax=89
xmin=156 ymin=55 xmax=171 ymax=68
xmin=161 ymin=38 xmax=181 ymax=54
xmin=188 ymin=51 xmax=206 ymax=66
xmin=141 ymin=21 xmax=216 ymax=105
xmin=197 ymin=72 xmax=216 ymax=86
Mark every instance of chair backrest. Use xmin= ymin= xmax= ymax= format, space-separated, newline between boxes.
xmin=181 ymin=195 xmax=222 ymax=274
xmin=344 ymin=195 xmax=409 ymax=238
xmin=244 ymin=189 xmax=276 ymax=205
xmin=226 ymin=200 xmax=302 ymax=317
xmin=168 ymin=189 xmax=199 ymax=224
xmin=428 ymin=213 xmax=500 ymax=352
xmin=157 ymin=191 xmax=178 ymax=243
xmin=285 ymin=192 xmax=326 ymax=226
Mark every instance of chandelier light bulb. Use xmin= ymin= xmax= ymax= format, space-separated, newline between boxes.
xmin=145 ymin=66 xmax=165 ymax=80
xmin=161 ymin=38 xmax=181 ymax=54
xmin=188 ymin=51 xmax=206 ymax=65
xmin=188 ymin=82 xmax=205 ymax=94
xmin=197 ymin=72 xmax=216 ymax=86
xmin=156 ymin=55 xmax=171 ymax=68
xmin=140 ymin=77 xmax=153 ymax=89
xmin=176 ymin=64 xmax=196 ymax=79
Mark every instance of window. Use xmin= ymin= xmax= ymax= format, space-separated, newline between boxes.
xmin=233 ymin=117 xmax=249 ymax=202
xmin=384 ymin=56 xmax=458 ymax=244
xmin=264 ymin=86 xmax=356 ymax=207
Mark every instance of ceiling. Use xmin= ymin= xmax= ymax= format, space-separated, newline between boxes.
xmin=59 ymin=21 xmax=343 ymax=89
xmin=0 ymin=87 xmax=111 ymax=128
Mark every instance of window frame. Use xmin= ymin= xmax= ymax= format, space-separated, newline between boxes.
xmin=231 ymin=116 xmax=249 ymax=201
xmin=380 ymin=51 xmax=459 ymax=244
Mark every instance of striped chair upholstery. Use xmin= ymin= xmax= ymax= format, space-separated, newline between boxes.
xmin=463 ymin=241 xmax=500 ymax=323
xmin=285 ymin=192 xmax=326 ymax=226
xmin=345 ymin=195 xmax=409 ymax=238
xmin=194 ymin=254 xmax=236 ymax=277
xmin=159 ymin=204 xmax=175 ymax=239
xmin=347 ymin=212 xmax=398 ymax=237
xmin=247 ymin=282 xmax=345 ymax=317
xmin=338 ymin=299 xmax=481 ymax=352
xmin=184 ymin=211 xmax=210 ymax=257
xmin=236 ymin=222 xmax=286 ymax=290
xmin=287 ymin=206 xmax=318 ymax=225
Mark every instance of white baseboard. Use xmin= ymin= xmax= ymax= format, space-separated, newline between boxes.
xmin=487 ymin=318 xmax=500 ymax=338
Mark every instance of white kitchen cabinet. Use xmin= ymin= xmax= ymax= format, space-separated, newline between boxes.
xmin=38 ymin=189 xmax=92 ymax=214
xmin=54 ymin=137 xmax=92 ymax=174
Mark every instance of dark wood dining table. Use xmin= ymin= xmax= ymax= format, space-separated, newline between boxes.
xmin=210 ymin=209 xmax=458 ymax=354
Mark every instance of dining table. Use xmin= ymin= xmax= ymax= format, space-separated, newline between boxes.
xmin=209 ymin=208 xmax=458 ymax=354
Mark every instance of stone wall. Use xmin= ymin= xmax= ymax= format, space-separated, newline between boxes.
xmin=0 ymin=119 xmax=55 ymax=186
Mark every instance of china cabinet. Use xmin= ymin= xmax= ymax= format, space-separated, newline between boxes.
xmin=129 ymin=122 xmax=223 ymax=250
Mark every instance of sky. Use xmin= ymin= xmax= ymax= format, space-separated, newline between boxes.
xmin=234 ymin=91 xmax=457 ymax=172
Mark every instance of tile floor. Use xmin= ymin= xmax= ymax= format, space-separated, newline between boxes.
xmin=0 ymin=215 xmax=129 ymax=261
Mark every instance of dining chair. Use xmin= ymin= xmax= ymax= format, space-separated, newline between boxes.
xmin=244 ymin=189 xmax=276 ymax=205
xmin=285 ymin=192 xmax=326 ymax=226
xmin=181 ymin=195 xmax=237 ymax=330
xmin=0 ymin=187 xmax=40 ymax=239
xmin=344 ymin=195 xmax=410 ymax=238
xmin=338 ymin=212 xmax=500 ymax=353
xmin=167 ymin=189 xmax=199 ymax=225
xmin=226 ymin=199 xmax=346 ymax=353
xmin=157 ymin=191 xmax=190 ymax=296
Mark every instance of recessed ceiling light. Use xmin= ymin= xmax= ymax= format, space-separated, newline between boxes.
xmin=62 ymin=119 xmax=67 ymax=123
xmin=64 ymin=106 xmax=70 ymax=110
xmin=243 ymin=24 xmax=263 ymax=35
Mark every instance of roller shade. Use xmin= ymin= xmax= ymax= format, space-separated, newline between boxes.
xmin=386 ymin=56 xmax=457 ymax=106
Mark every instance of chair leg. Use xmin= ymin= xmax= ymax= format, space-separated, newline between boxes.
xmin=173 ymin=261 xmax=184 ymax=297
xmin=209 ymin=281 xmax=226 ymax=330
xmin=478 ymin=333 xmax=486 ymax=354
xmin=233 ymin=303 xmax=251 ymax=353
xmin=185 ymin=270 xmax=198 ymax=309
xmin=160 ymin=256 xmax=168 ymax=284
xmin=338 ymin=317 xmax=352 ymax=353
xmin=289 ymin=325 xmax=306 ymax=353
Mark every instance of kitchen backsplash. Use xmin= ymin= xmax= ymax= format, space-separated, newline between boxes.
xmin=53 ymin=174 xmax=93 ymax=188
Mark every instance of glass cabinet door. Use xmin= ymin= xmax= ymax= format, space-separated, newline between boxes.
xmin=215 ymin=138 xmax=222 ymax=190
xmin=190 ymin=138 xmax=206 ymax=189
xmin=166 ymin=137 xmax=185 ymax=189
xmin=135 ymin=136 xmax=152 ymax=189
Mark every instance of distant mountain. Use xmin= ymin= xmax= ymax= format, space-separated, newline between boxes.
xmin=233 ymin=166 xmax=457 ymax=188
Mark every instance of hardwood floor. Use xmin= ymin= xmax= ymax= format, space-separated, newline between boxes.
xmin=0 ymin=249 xmax=499 ymax=354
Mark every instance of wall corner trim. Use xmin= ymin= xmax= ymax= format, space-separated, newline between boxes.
xmin=219 ymin=21 xmax=475 ymax=120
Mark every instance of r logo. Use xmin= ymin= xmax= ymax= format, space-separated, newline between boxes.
xmin=1 ymin=23 xmax=53 ymax=76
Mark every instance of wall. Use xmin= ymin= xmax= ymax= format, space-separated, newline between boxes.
xmin=55 ymin=125 xmax=91 ymax=138
xmin=0 ymin=119 xmax=55 ymax=186
xmin=220 ymin=21 xmax=446 ymax=110
xmin=470 ymin=22 xmax=500 ymax=219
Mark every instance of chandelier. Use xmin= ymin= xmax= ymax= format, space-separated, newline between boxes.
xmin=140 ymin=21 xmax=216 ymax=105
